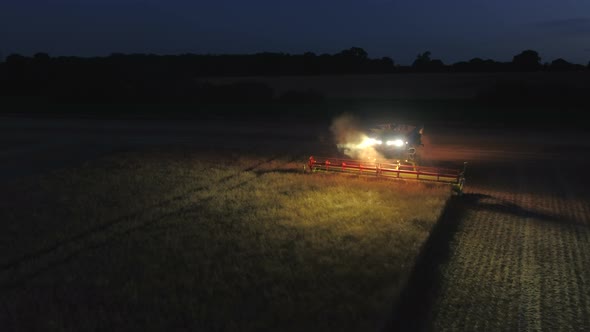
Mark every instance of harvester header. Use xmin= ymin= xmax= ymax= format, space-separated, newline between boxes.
xmin=306 ymin=156 xmax=467 ymax=195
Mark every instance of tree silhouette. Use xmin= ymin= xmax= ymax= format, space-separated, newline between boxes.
xmin=380 ymin=56 xmax=394 ymax=66
xmin=550 ymin=58 xmax=576 ymax=71
xmin=334 ymin=47 xmax=369 ymax=73
xmin=33 ymin=52 xmax=50 ymax=61
xmin=6 ymin=53 xmax=28 ymax=66
xmin=337 ymin=47 xmax=369 ymax=60
xmin=512 ymin=50 xmax=541 ymax=71
xmin=412 ymin=51 xmax=431 ymax=68
xmin=412 ymin=51 xmax=446 ymax=72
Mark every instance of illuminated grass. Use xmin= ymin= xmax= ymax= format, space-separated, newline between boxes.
xmin=0 ymin=150 xmax=451 ymax=331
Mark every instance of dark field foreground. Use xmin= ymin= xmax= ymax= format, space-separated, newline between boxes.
xmin=0 ymin=151 xmax=449 ymax=332
xmin=2 ymin=109 xmax=590 ymax=331
xmin=0 ymin=115 xmax=452 ymax=331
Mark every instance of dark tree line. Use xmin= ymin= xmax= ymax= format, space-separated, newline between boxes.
xmin=413 ymin=49 xmax=588 ymax=72
xmin=0 ymin=47 xmax=588 ymax=105
xmin=1 ymin=47 xmax=587 ymax=77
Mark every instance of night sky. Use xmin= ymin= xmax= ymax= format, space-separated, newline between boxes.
xmin=1 ymin=0 xmax=589 ymax=65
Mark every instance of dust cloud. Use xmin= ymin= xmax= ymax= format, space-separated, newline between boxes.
xmin=329 ymin=114 xmax=384 ymax=160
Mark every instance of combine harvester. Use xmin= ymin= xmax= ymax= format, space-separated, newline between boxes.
xmin=307 ymin=123 xmax=467 ymax=195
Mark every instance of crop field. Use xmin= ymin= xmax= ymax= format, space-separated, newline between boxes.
xmin=388 ymin=157 xmax=590 ymax=331
xmin=2 ymin=109 xmax=590 ymax=331
xmin=0 ymin=148 xmax=452 ymax=331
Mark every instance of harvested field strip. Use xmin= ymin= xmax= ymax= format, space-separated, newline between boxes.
xmin=427 ymin=159 xmax=590 ymax=331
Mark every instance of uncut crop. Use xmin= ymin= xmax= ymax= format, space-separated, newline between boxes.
xmin=0 ymin=149 xmax=451 ymax=332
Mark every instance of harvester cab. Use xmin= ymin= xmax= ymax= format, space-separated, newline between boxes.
xmin=366 ymin=123 xmax=424 ymax=161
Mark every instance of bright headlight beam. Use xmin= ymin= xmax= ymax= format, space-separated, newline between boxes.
xmin=356 ymin=137 xmax=383 ymax=149
xmin=366 ymin=138 xmax=382 ymax=145
xmin=386 ymin=139 xmax=405 ymax=147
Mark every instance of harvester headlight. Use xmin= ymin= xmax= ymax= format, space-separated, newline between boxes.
xmin=386 ymin=139 xmax=405 ymax=147
xmin=367 ymin=138 xmax=383 ymax=145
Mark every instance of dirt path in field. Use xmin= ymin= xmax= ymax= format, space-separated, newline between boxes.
xmin=386 ymin=128 xmax=590 ymax=331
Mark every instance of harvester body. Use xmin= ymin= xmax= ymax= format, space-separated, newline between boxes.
xmin=365 ymin=123 xmax=424 ymax=161
xmin=310 ymin=122 xmax=466 ymax=194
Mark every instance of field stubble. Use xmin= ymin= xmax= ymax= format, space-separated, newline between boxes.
xmin=0 ymin=148 xmax=452 ymax=331
xmin=425 ymin=158 xmax=590 ymax=331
